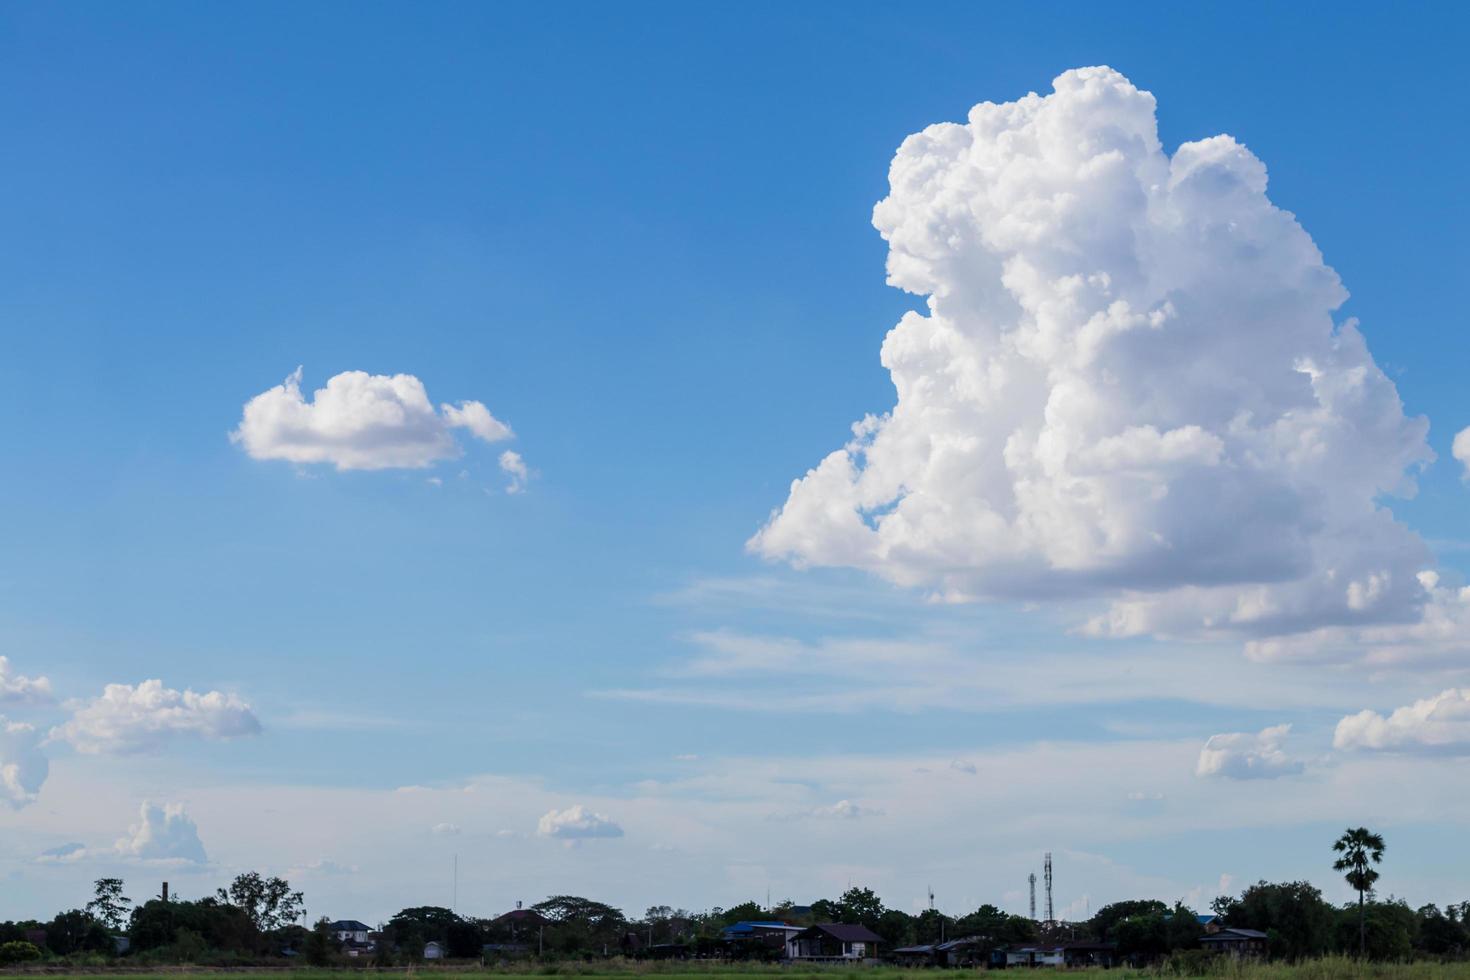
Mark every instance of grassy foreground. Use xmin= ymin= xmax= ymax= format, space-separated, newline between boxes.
xmin=9 ymin=962 xmax=1470 ymax=980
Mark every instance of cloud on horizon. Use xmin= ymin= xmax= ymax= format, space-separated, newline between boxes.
xmin=115 ymin=801 xmax=208 ymax=863
xmin=537 ymin=805 xmax=624 ymax=840
xmin=749 ymin=66 xmax=1441 ymax=656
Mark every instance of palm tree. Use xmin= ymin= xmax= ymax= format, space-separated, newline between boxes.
xmin=1333 ymin=827 xmax=1385 ymax=957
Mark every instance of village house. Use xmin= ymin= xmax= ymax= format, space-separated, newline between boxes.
xmin=328 ymin=920 xmax=372 ymax=946
xmin=785 ymin=923 xmax=883 ymax=961
xmin=1200 ymin=927 xmax=1268 ymax=957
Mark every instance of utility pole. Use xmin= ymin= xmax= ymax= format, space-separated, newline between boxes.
xmin=1028 ymin=873 xmax=1037 ymax=921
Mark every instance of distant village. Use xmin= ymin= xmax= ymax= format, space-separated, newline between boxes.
xmin=2 ymin=836 xmax=1467 ymax=970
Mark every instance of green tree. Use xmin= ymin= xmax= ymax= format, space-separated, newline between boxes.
xmin=718 ymin=901 xmax=765 ymax=926
xmin=388 ymin=905 xmax=461 ymax=948
xmin=1163 ymin=903 xmax=1204 ymax=951
xmin=1213 ymin=880 xmax=1336 ymax=960
xmin=304 ymin=917 xmax=335 ymax=966
xmin=216 ymin=871 xmax=305 ymax=934
xmin=44 ymin=909 xmax=112 ymax=956
xmin=1090 ymin=900 xmax=1168 ymax=941
xmin=1415 ymin=904 xmax=1468 ymax=956
xmin=1333 ymin=826 xmax=1386 ymax=958
xmin=0 ymin=940 xmax=42 ymax=965
xmin=1113 ymin=912 xmax=1169 ymax=960
xmin=835 ymin=887 xmax=885 ymax=926
xmin=1335 ymin=900 xmax=1414 ymax=961
xmin=128 ymin=897 xmax=256 ymax=953
xmin=85 ymin=878 xmax=132 ymax=932
xmin=531 ymin=896 xmax=626 ymax=955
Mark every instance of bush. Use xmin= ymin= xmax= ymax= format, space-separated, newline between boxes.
xmin=0 ymin=940 xmax=43 ymax=965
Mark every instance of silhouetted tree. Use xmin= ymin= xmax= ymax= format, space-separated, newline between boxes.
xmin=85 ymin=878 xmax=131 ymax=932
xmin=1333 ymin=827 xmax=1386 ymax=957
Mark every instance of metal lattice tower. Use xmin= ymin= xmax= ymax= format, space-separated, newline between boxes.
xmin=1028 ymin=873 xmax=1037 ymax=920
xmin=1044 ymin=853 xmax=1054 ymax=923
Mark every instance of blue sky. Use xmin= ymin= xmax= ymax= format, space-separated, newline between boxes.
xmin=2 ymin=1 xmax=1468 ymax=925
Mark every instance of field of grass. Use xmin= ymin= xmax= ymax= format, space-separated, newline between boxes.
xmin=9 ymin=961 xmax=1470 ymax=980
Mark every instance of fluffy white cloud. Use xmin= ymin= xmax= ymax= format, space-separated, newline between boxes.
xmin=536 ymin=804 xmax=624 ymax=840
xmin=0 ymin=718 xmax=48 ymax=808
xmin=1335 ymin=689 xmax=1470 ymax=754
xmin=51 ymin=680 xmax=262 ymax=755
xmin=115 ymin=801 xmax=208 ymax=863
xmin=431 ymin=822 xmax=462 ymax=836
xmin=750 ymin=66 xmax=1434 ymax=647
xmin=1196 ymin=724 xmax=1303 ymax=780
xmin=232 ymin=367 xmax=513 ymax=471
xmin=499 ymin=450 xmax=529 ymax=494
xmin=1455 ymin=427 xmax=1470 ymax=479
xmin=0 ymin=657 xmax=52 ymax=705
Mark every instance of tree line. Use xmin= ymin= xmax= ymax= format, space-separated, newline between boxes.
xmin=2 ymin=827 xmax=1466 ymax=967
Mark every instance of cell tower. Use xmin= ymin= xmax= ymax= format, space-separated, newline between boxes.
xmin=1044 ymin=852 xmax=1054 ymax=923
xmin=1028 ymin=873 xmax=1037 ymax=920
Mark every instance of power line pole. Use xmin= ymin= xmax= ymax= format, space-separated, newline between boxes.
xmin=1028 ymin=873 xmax=1037 ymax=921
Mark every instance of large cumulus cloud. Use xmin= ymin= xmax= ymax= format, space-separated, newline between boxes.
xmin=750 ymin=67 xmax=1435 ymax=645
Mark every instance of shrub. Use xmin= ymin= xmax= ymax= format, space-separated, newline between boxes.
xmin=0 ymin=940 xmax=43 ymax=965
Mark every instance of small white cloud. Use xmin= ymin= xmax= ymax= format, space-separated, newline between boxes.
xmin=115 ymin=801 xmax=208 ymax=864
xmin=949 ymin=759 xmax=977 ymax=775
xmin=1454 ymin=427 xmax=1470 ymax=480
xmin=1218 ymin=873 xmax=1235 ymax=896
xmin=232 ymin=367 xmax=513 ymax=471
xmin=773 ymin=799 xmax=882 ymax=821
xmin=1334 ymin=688 xmax=1470 ymax=754
xmin=536 ymin=804 xmax=624 ymax=840
xmin=0 ymin=658 xmax=53 ymax=705
xmin=1196 ymin=724 xmax=1303 ymax=780
xmin=441 ymin=400 xmax=514 ymax=443
xmin=499 ymin=450 xmax=529 ymax=494
xmin=50 ymin=680 xmax=262 ymax=755
xmin=431 ymin=822 xmax=462 ymax=836
xmin=0 ymin=718 xmax=48 ymax=809
xmin=673 ymin=753 xmax=700 ymax=761
xmin=1127 ymin=791 xmax=1165 ymax=801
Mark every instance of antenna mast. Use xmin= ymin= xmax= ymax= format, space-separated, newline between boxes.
xmin=1028 ymin=873 xmax=1037 ymax=920
xmin=1044 ymin=852 xmax=1054 ymax=923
